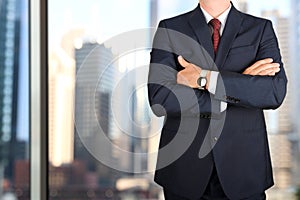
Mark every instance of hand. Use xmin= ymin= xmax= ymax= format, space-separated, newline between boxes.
xmin=243 ymin=58 xmax=280 ymax=76
xmin=177 ymin=56 xmax=205 ymax=88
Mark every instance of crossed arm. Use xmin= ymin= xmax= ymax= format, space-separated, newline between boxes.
xmin=148 ymin=20 xmax=287 ymax=117
xmin=177 ymin=56 xmax=280 ymax=89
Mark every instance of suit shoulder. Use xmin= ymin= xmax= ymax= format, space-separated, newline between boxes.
xmin=158 ymin=8 xmax=195 ymax=27
xmin=239 ymin=11 xmax=271 ymax=26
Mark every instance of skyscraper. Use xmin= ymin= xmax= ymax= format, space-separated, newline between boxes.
xmin=261 ymin=9 xmax=294 ymax=191
xmin=262 ymin=10 xmax=292 ymax=135
xmin=74 ymin=42 xmax=115 ymax=150
xmin=48 ymin=29 xmax=85 ymax=167
xmin=74 ymin=42 xmax=118 ymax=186
xmin=237 ymin=0 xmax=248 ymax=13
xmin=0 ymin=0 xmax=24 ymax=181
xmin=290 ymin=0 xmax=300 ymax=188
xmin=150 ymin=0 xmax=158 ymax=28
xmin=49 ymin=50 xmax=75 ymax=167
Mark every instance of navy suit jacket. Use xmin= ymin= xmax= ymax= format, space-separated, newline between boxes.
xmin=148 ymin=3 xmax=287 ymax=200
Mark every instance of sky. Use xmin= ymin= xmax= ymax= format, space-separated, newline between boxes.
xmin=41 ymin=0 xmax=290 ymax=140
xmin=242 ymin=0 xmax=290 ymax=16
xmin=17 ymin=0 xmax=29 ymax=140
xmin=1 ymin=0 xmax=286 ymax=152
xmin=48 ymin=0 xmax=290 ymax=48
xmin=21 ymin=0 xmax=289 ymax=141
xmin=17 ymin=0 xmax=291 ymax=141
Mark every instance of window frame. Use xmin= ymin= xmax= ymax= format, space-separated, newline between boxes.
xmin=30 ymin=0 xmax=48 ymax=199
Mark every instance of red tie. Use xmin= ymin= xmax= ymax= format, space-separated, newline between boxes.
xmin=209 ymin=19 xmax=221 ymax=54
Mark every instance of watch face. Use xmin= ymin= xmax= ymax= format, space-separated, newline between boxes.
xmin=200 ymin=78 xmax=207 ymax=86
xmin=197 ymin=77 xmax=207 ymax=87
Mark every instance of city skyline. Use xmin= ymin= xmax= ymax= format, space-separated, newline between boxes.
xmin=45 ymin=0 xmax=299 ymax=199
xmin=14 ymin=0 xmax=291 ymax=142
xmin=48 ymin=0 xmax=296 ymax=173
xmin=0 ymin=0 xmax=297 ymax=199
xmin=0 ymin=0 xmax=30 ymax=198
xmin=48 ymin=0 xmax=290 ymax=49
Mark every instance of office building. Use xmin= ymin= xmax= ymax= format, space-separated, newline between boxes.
xmin=49 ymin=50 xmax=75 ymax=167
xmin=74 ymin=42 xmax=118 ymax=186
xmin=49 ymin=29 xmax=85 ymax=167
xmin=237 ymin=0 xmax=248 ymax=13
xmin=0 ymin=0 xmax=26 ymax=182
xmin=290 ymin=0 xmax=300 ymax=188
xmin=261 ymin=9 xmax=294 ymax=191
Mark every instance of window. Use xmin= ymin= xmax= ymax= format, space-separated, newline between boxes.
xmin=0 ymin=0 xmax=30 ymax=199
xmin=48 ymin=0 xmax=300 ymax=199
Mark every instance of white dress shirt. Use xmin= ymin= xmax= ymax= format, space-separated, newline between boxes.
xmin=200 ymin=4 xmax=232 ymax=112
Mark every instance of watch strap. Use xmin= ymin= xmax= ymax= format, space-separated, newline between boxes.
xmin=200 ymin=69 xmax=208 ymax=78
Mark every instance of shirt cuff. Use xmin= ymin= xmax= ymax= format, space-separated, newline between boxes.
xmin=207 ymin=71 xmax=227 ymax=112
xmin=220 ymin=102 xmax=227 ymax=112
xmin=207 ymin=71 xmax=219 ymax=94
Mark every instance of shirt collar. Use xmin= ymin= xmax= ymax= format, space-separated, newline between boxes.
xmin=200 ymin=3 xmax=232 ymax=25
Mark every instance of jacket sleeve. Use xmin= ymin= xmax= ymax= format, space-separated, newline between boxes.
xmin=214 ymin=20 xmax=288 ymax=109
xmin=147 ymin=20 xmax=219 ymax=117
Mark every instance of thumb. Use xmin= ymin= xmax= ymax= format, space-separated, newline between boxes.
xmin=178 ymin=56 xmax=190 ymax=68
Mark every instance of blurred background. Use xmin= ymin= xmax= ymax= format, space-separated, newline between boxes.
xmin=0 ymin=0 xmax=300 ymax=199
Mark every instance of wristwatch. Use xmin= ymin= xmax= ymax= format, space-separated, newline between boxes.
xmin=197 ymin=69 xmax=208 ymax=90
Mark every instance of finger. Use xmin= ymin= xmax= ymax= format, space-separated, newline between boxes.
xmin=257 ymin=68 xmax=278 ymax=76
xmin=260 ymin=70 xmax=276 ymax=76
xmin=247 ymin=58 xmax=274 ymax=72
xmin=269 ymin=72 xmax=276 ymax=76
xmin=275 ymin=67 xmax=280 ymax=73
xmin=178 ymin=56 xmax=190 ymax=68
xmin=253 ymin=58 xmax=274 ymax=68
xmin=243 ymin=64 xmax=279 ymax=75
xmin=253 ymin=63 xmax=280 ymax=74
xmin=259 ymin=67 xmax=280 ymax=76
xmin=263 ymin=71 xmax=276 ymax=76
xmin=255 ymin=63 xmax=279 ymax=73
xmin=269 ymin=67 xmax=280 ymax=75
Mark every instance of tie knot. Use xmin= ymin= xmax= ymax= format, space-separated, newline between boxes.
xmin=209 ymin=18 xmax=221 ymax=30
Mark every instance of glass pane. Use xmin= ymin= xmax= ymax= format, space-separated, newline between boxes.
xmin=241 ymin=0 xmax=299 ymax=198
xmin=48 ymin=0 xmax=300 ymax=200
xmin=0 ymin=0 xmax=30 ymax=199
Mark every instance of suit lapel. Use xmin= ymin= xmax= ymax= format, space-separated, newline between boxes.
xmin=188 ymin=4 xmax=244 ymax=70
xmin=188 ymin=6 xmax=215 ymax=61
xmin=215 ymin=5 xmax=243 ymax=69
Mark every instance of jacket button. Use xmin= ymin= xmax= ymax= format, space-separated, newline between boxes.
xmin=214 ymin=137 xmax=218 ymax=141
